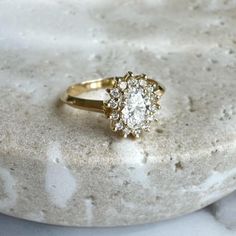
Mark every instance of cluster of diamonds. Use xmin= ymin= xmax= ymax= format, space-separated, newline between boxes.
xmin=104 ymin=72 xmax=161 ymax=138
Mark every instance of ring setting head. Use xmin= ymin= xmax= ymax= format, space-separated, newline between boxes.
xmin=104 ymin=72 xmax=162 ymax=138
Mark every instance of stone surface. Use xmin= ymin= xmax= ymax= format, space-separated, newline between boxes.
xmin=0 ymin=0 xmax=236 ymax=227
xmin=1 ymin=206 xmax=236 ymax=236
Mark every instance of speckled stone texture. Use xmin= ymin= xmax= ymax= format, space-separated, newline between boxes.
xmin=0 ymin=0 xmax=236 ymax=227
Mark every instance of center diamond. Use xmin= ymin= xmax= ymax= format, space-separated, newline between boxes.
xmin=122 ymin=88 xmax=147 ymax=129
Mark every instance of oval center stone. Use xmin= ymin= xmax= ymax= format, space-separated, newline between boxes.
xmin=121 ymin=88 xmax=147 ymax=129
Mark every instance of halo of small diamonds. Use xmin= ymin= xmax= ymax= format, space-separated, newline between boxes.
xmin=104 ymin=72 xmax=162 ymax=138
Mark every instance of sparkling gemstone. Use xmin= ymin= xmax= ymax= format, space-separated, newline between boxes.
xmin=128 ymin=78 xmax=138 ymax=87
xmin=110 ymin=88 xmax=120 ymax=98
xmin=119 ymin=81 xmax=127 ymax=90
xmin=108 ymin=99 xmax=118 ymax=109
xmin=115 ymin=121 xmax=123 ymax=130
xmin=147 ymin=85 xmax=154 ymax=93
xmin=139 ymin=79 xmax=147 ymax=87
xmin=121 ymin=88 xmax=148 ymax=129
xmin=143 ymin=124 xmax=150 ymax=131
xmin=110 ymin=112 xmax=119 ymax=120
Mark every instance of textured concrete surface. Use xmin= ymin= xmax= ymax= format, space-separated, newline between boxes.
xmin=1 ymin=206 xmax=236 ymax=236
xmin=0 ymin=0 xmax=236 ymax=226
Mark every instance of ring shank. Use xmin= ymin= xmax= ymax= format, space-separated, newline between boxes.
xmin=61 ymin=77 xmax=165 ymax=113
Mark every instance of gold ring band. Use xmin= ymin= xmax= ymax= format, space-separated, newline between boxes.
xmin=61 ymin=72 xmax=165 ymax=138
xmin=61 ymin=77 xmax=116 ymax=113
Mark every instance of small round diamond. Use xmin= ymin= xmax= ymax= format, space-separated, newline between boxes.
xmin=110 ymin=88 xmax=120 ymax=98
xmin=115 ymin=121 xmax=124 ymax=131
xmin=119 ymin=81 xmax=127 ymax=90
xmin=110 ymin=112 xmax=119 ymax=120
xmin=128 ymin=78 xmax=138 ymax=87
xmin=144 ymin=124 xmax=150 ymax=132
xmin=139 ymin=79 xmax=147 ymax=87
xmin=147 ymin=85 xmax=154 ymax=93
xmin=108 ymin=99 xmax=118 ymax=109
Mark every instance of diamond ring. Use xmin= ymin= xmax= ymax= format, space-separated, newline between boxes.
xmin=61 ymin=72 xmax=165 ymax=138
